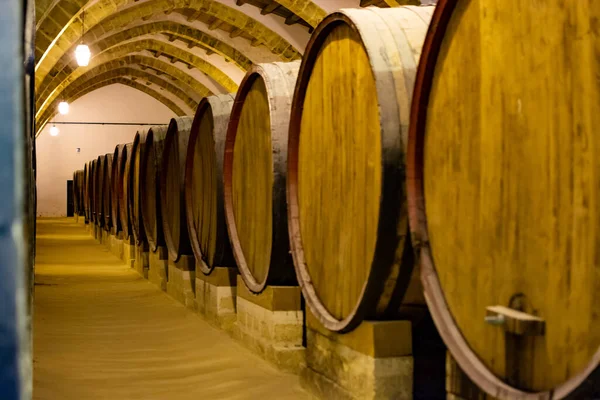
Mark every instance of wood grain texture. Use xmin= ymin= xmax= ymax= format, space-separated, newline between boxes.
xmin=224 ymin=62 xmax=300 ymax=293
xmin=102 ymin=154 xmax=113 ymax=231
xmin=141 ymin=126 xmax=168 ymax=252
xmin=84 ymin=162 xmax=90 ymax=221
xmin=110 ymin=144 xmax=126 ymax=236
xmin=407 ymin=0 xmax=600 ymax=397
xmin=287 ymin=6 xmax=433 ymax=332
xmin=185 ymin=94 xmax=236 ymax=274
xmin=160 ymin=117 xmax=194 ymax=262
xmin=130 ymin=131 xmax=148 ymax=246
xmin=95 ymin=155 xmax=106 ymax=228
xmin=90 ymin=159 xmax=97 ymax=223
xmin=120 ymin=143 xmax=134 ymax=240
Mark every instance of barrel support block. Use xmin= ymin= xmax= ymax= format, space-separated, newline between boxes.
xmin=167 ymin=255 xmax=196 ymax=310
xmin=302 ymin=311 xmax=413 ymax=400
xmin=234 ymin=276 xmax=304 ymax=374
xmin=134 ymin=243 xmax=149 ymax=279
xmin=148 ymin=246 xmax=168 ymax=291
xmin=195 ymin=266 xmax=236 ymax=332
xmin=121 ymin=236 xmax=135 ymax=269
xmin=105 ymin=232 xmax=124 ymax=260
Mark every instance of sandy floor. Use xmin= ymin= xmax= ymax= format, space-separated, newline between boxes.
xmin=33 ymin=218 xmax=309 ymax=400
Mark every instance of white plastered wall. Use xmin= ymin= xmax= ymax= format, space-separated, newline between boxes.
xmin=36 ymin=83 xmax=177 ymax=217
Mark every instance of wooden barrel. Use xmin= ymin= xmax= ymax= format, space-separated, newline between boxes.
xmin=184 ymin=94 xmax=236 ymax=273
xmin=141 ymin=125 xmax=168 ymax=252
xmin=84 ymin=162 xmax=90 ymax=221
xmin=73 ymin=170 xmax=80 ymax=216
xmin=78 ymin=170 xmax=85 ymax=216
xmin=160 ymin=117 xmax=194 ymax=262
xmin=224 ymin=62 xmax=300 ymax=293
xmin=95 ymin=155 xmax=106 ymax=227
xmin=287 ymin=7 xmax=433 ymax=333
xmin=120 ymin=143 xmax=134 ymax=239
xmin=90 ymin=159 xmax=98 ymax=224
xmin=110 ymin=144 xmax=127 ymax=235
xmin=130 ymin=130 xmax=148 ymax=246
xmin=102 ymin=154 xmax=113 ymax=231
xmin=406 ymin=1 xmax=600 ymax=398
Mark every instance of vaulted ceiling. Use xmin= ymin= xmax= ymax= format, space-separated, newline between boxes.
xmin=35 ymin=0 xmax=424 ymax=135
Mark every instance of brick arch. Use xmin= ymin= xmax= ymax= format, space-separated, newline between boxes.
xmin=35 ymin=0 xmax=303 ymax=88
xmin=38 ymin=66 xmax=197 ymax=129
xmin=36 ymin=38 xmax=235 ymax=120
xmin=38 ymin=77 xmax=186 ymax=137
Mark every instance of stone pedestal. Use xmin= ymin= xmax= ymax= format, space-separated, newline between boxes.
xmin=85 ymin=222 xmax=92 ymax=234
xmin=93 ymin=224 xmax=102 ymax=241
xmin=108 ymin=232 xmax=124 ymax=259
xmin=234 ymin=276 xmax=304 ymax=373
xmin=134 ymin=243 xmax=149 ymax=279
xmin=167 ymin=255 xmax=196 ymax=310
xmin=195 ymin=266 xmax=237 ymax=332
xmin=122 ymin=237 xmax=135 ymax=269
xmin=303 ymin=312 xmax=414 ymax=400
xmin=148 ymin=246 xmax=168 ymax=291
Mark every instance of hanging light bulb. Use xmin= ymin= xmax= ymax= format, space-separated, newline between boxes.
xmin=75 ymin=44 xmax=91 ymax=66
xmin=49 ymin=125 xmax=59 ymax=136
xmin=75 ymin=10 xmax=91 ymax=67
xmin=58 ymin=101 xmax=69 ymax=115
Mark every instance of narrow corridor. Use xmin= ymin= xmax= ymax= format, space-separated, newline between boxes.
xmin=33 ymin=218 xmax=308 ymax=400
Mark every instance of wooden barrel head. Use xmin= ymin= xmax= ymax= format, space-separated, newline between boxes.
xmin=102 ymin=153 xmax=113 ymax=231
xmin=287 ymin=7 xmax=432 ymax=332
xmin=95 ymin=155 xmax=105 ymax=227
xmin=224 ymin=63 xmax=300 ymax=293
xmin=407 ymin=1 xmax=600 ymax=397
xmin=161 ymin=117 xmax=194 ymax=262
xmin=121 ymin=143 xmax=133 ymax=239
xmin=141 ymin=125 xmax=168 ymax=252
xmin=130 ymin=131 xmax=147 ymax=246
xmin=90 ymin=159 xmax=97 ymax=223
xmin=185 ymin=94 xmax=236 ymax=274
xmin=111 ymin=144 xmax=125 ymax=235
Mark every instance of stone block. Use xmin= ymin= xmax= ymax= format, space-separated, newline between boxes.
xmin=195 ymin=266 xmax=237 ymax=332
xmin=302 ymin=312 xmax=414 ymax=400
xmin=166 ymin=256 xmax=196 ymax=310
xmin=134 ymin=243 xmax=149 ymax=278
xmin=108 ymin=232 xmax=124 ymax=259
xmin=122 ymin=237 xmax=135 ymax=269
xmin=148 ymin=246 xmax=168 ymax=291
xmin=234 ymin=276 xmax=304 ymax=373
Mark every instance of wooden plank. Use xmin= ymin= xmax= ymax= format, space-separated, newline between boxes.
xmin=261 ymin=2 xmax=280 ymax=15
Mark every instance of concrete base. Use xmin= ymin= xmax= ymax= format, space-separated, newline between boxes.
xmin=122 ymin=237 xmax=135 ymax=269
xmin=303 ymin=312 xmax=414 ymax=400
xmin=166 ymin=256 xmax=196 ymax=310
xmin=195 ymin=266 xmax=237 ymax=332
xmin=108 ymin=233 xmax=124 ymax=259
xmin=148 ymin=246 xmax=168 ymax=291
xmin=134 ymin=243 xmax=149 ymax=279
xmin=234 ymin=277 xmax=304 ymax=373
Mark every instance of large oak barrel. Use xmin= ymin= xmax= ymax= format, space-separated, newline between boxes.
xmin=78 ymin=170 xmax=85 ymax=216
xmin=184 ymin=94 xmax=236 ymax=273
xmin=95 ymin=155 xmax=107 ymax=227
xmin=120 ymin=143 xmax=134 ymax=239
xmin=224 ymin=63 xmax=299 ymax=293
xmin=84 ymin=162 xmax=90 ymax=221
xmin=110 ymin=144 xmax=127 ymax=235
xmin=141 ymin=125 xmax=168 ymax=252
xmin=160 ymin=117 xmax=195 ymax=262
xmin=73 ymin=170 xmax=82 ymax=216
xmin=102 ymin=154 xmax=113 ymax=231
xmin=287 ymin=7 xmax=433 ymax=333
xmin=90 ymin=159 xmax=98 ymax=224
xmin=130 ymin=131 xmax=148 ymax=246
xmin=406 ymin=2 xmax=600 ymax=398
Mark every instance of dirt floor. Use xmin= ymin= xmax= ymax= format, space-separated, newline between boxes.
xmin=33 ymin=218 xmax=309 ymax=400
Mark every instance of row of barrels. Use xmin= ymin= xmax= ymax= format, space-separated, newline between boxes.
xmin=73 ymin=3 xmax=599 ymax=399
